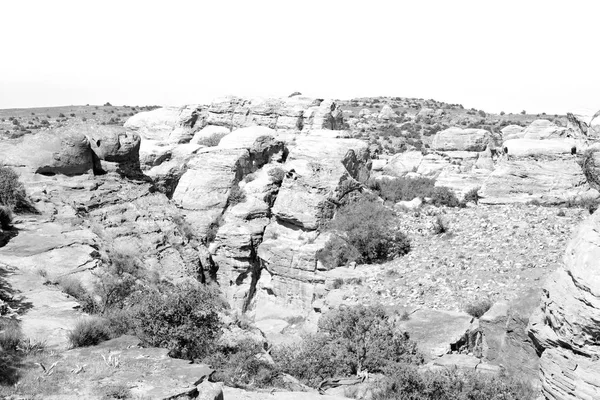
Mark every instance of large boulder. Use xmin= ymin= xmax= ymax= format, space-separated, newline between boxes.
xmin=528 ymin=210 xmax=600 ymax=399
xmin=84 ymin=124 xmax=141 ymax=175
xmin=431 ymin=128 xmax=499 ymax=152
xmin=479 ymin=291 xmax=540 ymax=385
xmin=0 ymin=127 xmax=93 ymax=175
xmin=124 ymin=106 xmax=199 ymax=143
xmin=382 ymin=151 xmax=423 ymax=177
xmin=479 ymin=158 xmax=596 ymax=204
xmin=502 ymin=138 xmax=577 ymax=158
xmin=501 ymin=124 xmax=525 ymax=140
xmin=522 ymin=119 xmax=567 ymax=140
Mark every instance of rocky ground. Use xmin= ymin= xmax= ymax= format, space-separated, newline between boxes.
xmin=326 ymin=204 xmax=587 ymax=312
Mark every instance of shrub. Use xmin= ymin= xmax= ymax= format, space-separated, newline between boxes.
xmin=430 ymin=186 xmax=462 ymax=207
xmin=275 ymin=304 xmax=423 ymax=387
xmin=324 ymin=198 xmax=410 ymax=266
xmin=317 ymin=235 xmax=361 ymax=269
xmin=93 ymin=246 xmax=142 ymax=312
xmin=432 ymin=214 xmax=448 ymax=235
xmin=121 ymin=281 xmax=223 ymax=360
xmin=204 ymin=339 xmax=279 ymax=388
xmin=372 ymin=363 xmax=535 ymax=400
xmin=228 ymin=185 xmax=246 ymax=206
xmin=0 ymin=166 xmax=27 ymax=211
xmin=464 ymin=298 xmax=493 ymax=318
xmin=0 ymin=206 xmax=12 ymax=230
xmin=464 ymin=187 xmax=480 ymax=204
xmin=0 ymin=319 xmax=22 ymax=352
xmin=99 ymin=383 xmax=131 ymax=399
xmin=0 ymin=318 xmax=22 ymax=385
xmin=275 ymin=333 xmax=345 ymax=387
xmin=197 ymin=132 xmax=228 ymax=147
xmin=268 ymin=167 xmax=286 ymax=183
xmin=68 ymin=317 xmax=111 ymax=348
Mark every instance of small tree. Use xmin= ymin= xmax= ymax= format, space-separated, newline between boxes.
xmin=127 ymin=281 xmax=223 ymax=360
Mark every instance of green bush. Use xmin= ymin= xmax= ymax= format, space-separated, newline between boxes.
xmin=204 ymin=339 xmax=279 ymax=388
xmin=228 ymin=185 xmax=246 ymax=206
xmin=68 ymin=317 xmax=111 ymax=348
xmin=275 ymin=304 xmax=423 ymax=387
xmin=432 ymin=214 xmax=448 ymax=235
xmin=0 ymin=166 xmax=27 ymax=211
xmin=322 ymin=198 xmax=410 ymax=266
xmin=0 ymin=318 xmax=22 ymax=385
xmin=267 ymin=167 xmax=286 ymax=183
xmin=0 ymin=206 xmax=12 ymax=230
xmin=197 ymin=132 xmax=228 ymax=147
xmin=464 ymin=298 xmax=493 ymax=318
xmin=430 ymin=187 xmax=462 ymax=207
xmin=370 ymin=177 xmax=462 ymax=208
xmin=120 ymin=281 xmax=223 ymax=360
xmin=93 ymin=246 xmax=143 ymax=313
xmin=464 ymin=187 xmax=480 ymax=204
xmin=372 ymin=363 xmax=535 ymax=400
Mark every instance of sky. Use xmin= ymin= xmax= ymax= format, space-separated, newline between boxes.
xmin=0 ymin=0 xmax=598 ymax=114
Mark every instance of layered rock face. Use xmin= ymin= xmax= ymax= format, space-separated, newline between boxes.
xmin=255 ymin=135 xmax=370 ymax=318
xmin=479 ymin=120 xmax=598 ymax=205
xmin=125 ymin=97 xmax=370 ymax=316
xmin=527 ymin=151 xmax=600 ymax=399
xmin=528 ymin=209 xmax=600 ymax=399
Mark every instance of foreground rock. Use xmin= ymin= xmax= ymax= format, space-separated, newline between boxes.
xmin=62 ymin=335 xmax=217 ymax=399
xmin=528 ymin=209 xmax=600 ymax=399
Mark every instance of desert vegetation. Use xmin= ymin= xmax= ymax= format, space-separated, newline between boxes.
xmin=318 ymin=197 xmax=411 ymax=269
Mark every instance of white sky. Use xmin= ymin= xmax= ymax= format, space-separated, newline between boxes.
xmin=0 ymin=0 xmax=598 ymax=114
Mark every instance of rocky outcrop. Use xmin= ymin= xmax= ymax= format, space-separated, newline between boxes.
xmin=378 ymin=104 xmax=398 ymax=120
xmin=480 ymin=120 xmax=599 ymax=205
xmin=479 ymin=291 xmax=540 ymax=385
xmin=255 ymin=137 xmax=371 ymax=319
xmin=479 ymin=158 xmax=595 ymax=205
xmin=502 ymin=138 xmax=577 ymax=158
xmin=501 ymin=124 xmax=525 ymax=140
xmin=522 ymin=119 xmax=567 ymax=140
xmin=201 ymin=96 xmax=344 ymax=131
xmin=528 ymin=209 xmax=600 ymax=399
xmin=0 ymin=127 xmax=93 ymax=175
xmin=382 ymin=151 xmax=423 ymax=176
xmin=431 ymin=128 xmax=500 ymax=152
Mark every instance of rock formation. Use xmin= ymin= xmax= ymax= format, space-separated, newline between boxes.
xmin=527 ymin=151 xmax=600 ymax=399
xmin=479 ymin=121 xmax=598 ymax=205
